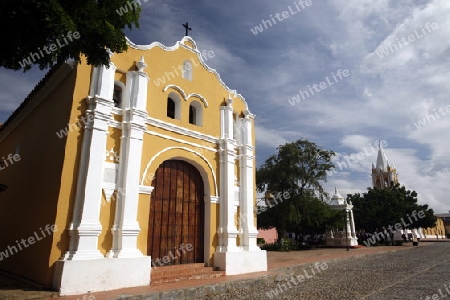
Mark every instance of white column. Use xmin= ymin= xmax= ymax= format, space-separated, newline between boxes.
xmin=65 ymin=63 xmax=116 ymax=260
xmin=204 ymin=196 xmax=219 ymax=263
xmin=349 ymin=209 xmax=357 ymax=238
xmin=239 ymin=112 xmax=259 ymax=251
xmin=214 ymin=101 xmax=267 ymax=275
xmin=217 ymin=100 xmax=239 ymax=252
xmin=345 ymin=208 xmax=352 ymax=237
xmin=109 ymin=57 xmax=149 ymax=258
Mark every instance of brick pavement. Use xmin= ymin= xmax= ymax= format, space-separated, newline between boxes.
xmin=0 ymin=242 xmax=433 ymax=300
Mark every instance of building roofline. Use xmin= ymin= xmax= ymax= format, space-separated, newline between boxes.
xmin=0 ymin=61 xmax=75 ymax=141
xmin=126 ymin=36 xmax=250 ymax=112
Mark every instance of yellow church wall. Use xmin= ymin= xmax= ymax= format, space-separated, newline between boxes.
xmin=111 ymin=43 xmax=249 ymax=139
xmin=140 ymin=127 xmax=219 ymax=193
xmin=0 ymin=64 xmax=79 ymax=286
xmin=48 ymin=61 xmax=96 ymax=282
xmin=136 ymin=192 xmax=151 ymax=255
xmin=96 ymin=127 xmax=122 ymax=254
xmin=136 ymin=136 xmax=218 ymax=200
xmin=98 ymin=192 xmax=116 ymax=255
xmin=114 ymin=71 xmax=127 ymax=85
xmin=423 ymin=218 xmax=446 ymax=237
xmin=112 ymin=114 xmax=123 ymax=123
xmin=210 ymin=203 xmax=219 ymax=265
xmin=145 ymin=122 xmax=218 ymax=152
xmin=94 ymin=38 xmax=247 ymax=260
xmin=96 ymin=38 xmax=253 ymax=256
xmin=55 ymin=40 xmax=254 ymax=279
xmin=110 ymin=43 xmax=253 ymax=254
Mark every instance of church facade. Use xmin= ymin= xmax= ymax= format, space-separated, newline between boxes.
xmin=371 ymin=144 xmax=399 ymax=189
xmin=0 ymin=36 xmax=267 ymax=295
xmin=371 ymin=144 xmax=445 ymax=240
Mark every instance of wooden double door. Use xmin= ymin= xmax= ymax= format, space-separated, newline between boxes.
xmin=147 ymin=160 xmax=204 ymax=265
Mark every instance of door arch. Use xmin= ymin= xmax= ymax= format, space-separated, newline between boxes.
xmin=147 ymin=160 xmax=204 ymax=265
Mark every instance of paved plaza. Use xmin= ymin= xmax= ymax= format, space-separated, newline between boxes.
xmin=1 ymin=241 xmax=449 ymax=299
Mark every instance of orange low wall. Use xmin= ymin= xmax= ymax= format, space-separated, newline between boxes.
xmin=257 ymin=228 xmax=278 ymax=244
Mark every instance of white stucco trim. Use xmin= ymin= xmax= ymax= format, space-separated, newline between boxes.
xmin=109 ymin=59 xmax=149 ymax=259
xmin=140 ymin=146 xmax=218 ymax=197
xmin=146 ymin=117 xmax=217 ymax=142
xmin=210 ymin=196 xmax=220 ymax=204
xmin=107 ymin=114 xmax=219 ymax=144
xmin=65 ymin=62 xmax=116 ymax=260
xmin=145 ymin=130 xmax=217 ymax=155
xmin=162 ymin=84 xmax=209 ymax=107
xmin=139 ymin=185 xmax=154 ymax=195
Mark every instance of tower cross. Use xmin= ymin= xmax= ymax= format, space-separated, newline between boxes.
xmin=182 ymin=22 xmax=192 ymax=36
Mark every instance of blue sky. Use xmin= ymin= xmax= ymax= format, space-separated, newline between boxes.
xmin=1 ymin=0 xmax=449 ymax=213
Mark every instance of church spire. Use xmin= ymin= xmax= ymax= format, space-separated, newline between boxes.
xmin=371 ymin=141 xmax=399 ymax=188
xmin=375 ymin=142 xmax=388 ymax=171
xmin=330 ymin=187 xmax=345 ymax=205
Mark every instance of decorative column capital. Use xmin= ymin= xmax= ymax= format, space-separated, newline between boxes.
xmin=136 ymin=56 xmax=147 ymax=72
xmin=243 ymin=109 xmax=255 ymax=120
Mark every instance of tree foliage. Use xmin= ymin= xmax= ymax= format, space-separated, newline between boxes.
xmin=256 ymin=139 xmax=338 ymax=238
xmin=347 ymin=184 xmax=436 ymax=234
xmin=0 ymin=0 xmax=141 ymax=71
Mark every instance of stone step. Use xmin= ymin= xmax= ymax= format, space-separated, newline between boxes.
xmin=152 ymin=263 xmax=206 ymax=273
xmin=151 ymin=263 xmax=225 ymax=284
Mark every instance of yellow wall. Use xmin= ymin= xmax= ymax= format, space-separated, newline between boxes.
xmin=112 ymin=41 xmax=249 ymax=137
xmin=48 ymin=61 xmax=96 ymax=278
xmin=0 ymin=64 xmax=78 ymax=286
xmin=423 ymin=218 xmax=446 ymax=237
xmin=105 ymin=40 xmax=251 ymax=264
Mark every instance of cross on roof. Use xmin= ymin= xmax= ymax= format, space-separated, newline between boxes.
xmin=182 ymin=22 xmax=192 ymax=36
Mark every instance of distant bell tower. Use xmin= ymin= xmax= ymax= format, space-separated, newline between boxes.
xmin=372 ymin=142 xmax=398 ymax=188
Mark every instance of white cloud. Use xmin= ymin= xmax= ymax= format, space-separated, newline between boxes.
xmin=1 ymin=0 xmax=449 ymax=213
xmin=255 ymin=124 xmax=290 ymax=149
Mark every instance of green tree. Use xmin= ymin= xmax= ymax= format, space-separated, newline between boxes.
xmin=286 ymin=191 xmax=343 ymax=235
xmin=256 ymin=139 xmax=337 ymax=239
xmin=0 ymin=0 xmax=141 ymax=71
xmin=348 ymin=184 xmax=436 ymax=239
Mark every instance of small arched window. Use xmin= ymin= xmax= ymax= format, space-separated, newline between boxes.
xmin=167 ymin=92 xmax=181 ymax=120
xmin=182 ymin=60 xmax=193 ymax=81
xmin=167 ymin=98 xmax=176 ymax=119
xmin=189 ymin=101 xmax=203 ymax=126
xmin=189 ymin=105 xmax=196 ymax=124
xmin=113 ymin=84 xmax=122 ymax=108
xmin=233 ymin=113 xmax=238 ymax=140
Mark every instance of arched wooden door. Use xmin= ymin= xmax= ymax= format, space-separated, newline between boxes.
xmin=147 ymin=160 xmax=204 ymax=265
